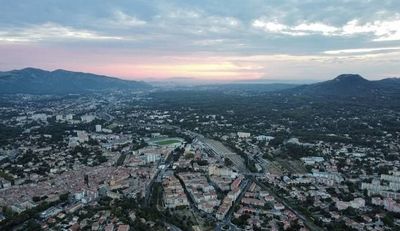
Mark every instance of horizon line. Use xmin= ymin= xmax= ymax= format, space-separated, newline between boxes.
xmin=1 ymin=66 xmax=398 ymax=83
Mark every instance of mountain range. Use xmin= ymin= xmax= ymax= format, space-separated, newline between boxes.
xmin=288 ymin=74 xmax=400 ymax=97
xmin=0 ymin=68 xmax=399 ymax=97
xmin=195 ymin=74 xmax=400 ymax=97
xmin=0 ymin=68 xmax=150 ymax=94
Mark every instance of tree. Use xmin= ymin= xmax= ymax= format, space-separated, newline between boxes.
xmin=382 ymin=214 xmax=394 ymax=227
xmin=184 ymin=152 xmax=194 ymax=159
xmin=224 ymin=158 xmax=233 ymax=166
xmin=232 ymin=214 xmax=250 ymax=227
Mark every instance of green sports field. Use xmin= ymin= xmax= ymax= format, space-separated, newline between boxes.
xmin=154 ymin=139 xmax=182 ymax=146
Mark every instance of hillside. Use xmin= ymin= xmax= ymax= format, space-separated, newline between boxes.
xmin=0 ymin=68 xmax=150 ymax=94
xmin=288 ymin=74 xmax=400 ymax=97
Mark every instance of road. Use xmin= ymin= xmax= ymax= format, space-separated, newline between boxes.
xmin=215 ymin=179 xmax=251 ymax=231
xmin=164 ymin=222 xmax=183 ymax=231
xmin=143 ymin=129 xmax=321 ymax=231
xmin=224 ymin=179 xmax=251 ymax=222
xmin=211 ymin=139 xmax=322 ymax=230
xmin=253 ymin=178 xmax=323 ymax=231
xmin=144 ymin=149 xmax=176 ymax=207
xmin=144 ymin=168 xmax=161 ymax=207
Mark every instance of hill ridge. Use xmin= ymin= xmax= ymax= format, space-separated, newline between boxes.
xmin=287 ymin=74 xmax=400 ymax=97
xmin=0 ymin=67 xmax=150 ymax=94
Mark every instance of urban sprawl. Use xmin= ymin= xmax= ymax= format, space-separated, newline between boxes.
xmin=0 ymin=91 xmax=400 ymax=231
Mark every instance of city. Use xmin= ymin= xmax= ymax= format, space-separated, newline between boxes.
xmin=0 ymin=83 xmax=399 ymax=230
xmin=1 ymin=0 xmax=400 ymax=230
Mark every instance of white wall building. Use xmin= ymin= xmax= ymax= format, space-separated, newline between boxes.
xmin=237 ymin=132 xmax=251 ymax=138
xmin=81 ymin=115 xmax=95 ymax=123
xmin=95 ymin=124 xmax=102 ymax=132
xmin=66 ymin=114 xmax=74 ymax=120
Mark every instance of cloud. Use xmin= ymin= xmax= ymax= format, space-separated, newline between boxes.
xmin=293 ymin=23 xmax=338 ymax=35
xmin=193 ymin=39 xmax=226 ymax=46
xmin=0 ymin=22 xmax=123 ymax=42
xmin=323 ymin=46 xmax=400 ymax=54
xmin=156 ymin=8 xmax=241 ymax=35
xmin=252 ymin=20 xmax=287 ymax=33
xmin=342 ymin=18 xmax=400 ymax=41
xmin=108 ymin=10 xmax=147 ymax=27
xmin=252 ymin=16 xmax=400 ymax=41
xmin=252 ymin=18 xmax=338 ymax=36
xmin=252 ymin=19 xmax=307 ymax=36
xmin=1 ymin=0 xmax=400 ymax=80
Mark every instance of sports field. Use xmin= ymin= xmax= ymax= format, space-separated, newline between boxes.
xmin=148 ymin=137 xmax=184 ymax=147
xmin=154 ymin=139 xmax=182 ymax=146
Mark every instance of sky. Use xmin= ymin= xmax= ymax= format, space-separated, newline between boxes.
xmin=0 ymin=0 xmax=400 ymax=81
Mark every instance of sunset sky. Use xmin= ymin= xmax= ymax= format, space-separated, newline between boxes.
xmin=1 ymin=0 xmax=400 ymax=81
